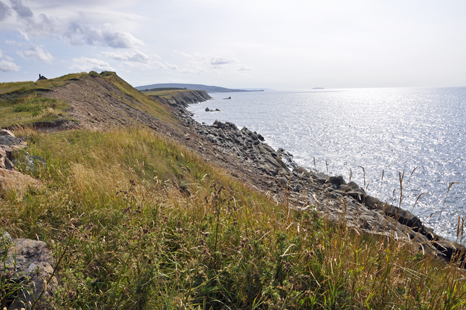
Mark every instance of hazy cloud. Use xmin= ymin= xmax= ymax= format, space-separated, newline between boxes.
xmin=18 ymin=45 xmax=53 ymax=62
xmin=238 ymin=64 xmax=252 ymax=71
xmin=70 ymin=57 xmax=114 ymax=72
xmin=123 ymin=61 xmax=165 ymax=70
xmin=0 ymin=59 xmax=20 ymax=72
xmin=10 ymin=0 xmax=33 ymax=19
xmin=0 ymin=1 xmax=11 ymax=21
xmin=65 ymin=23 xmax=144 ymax=48
xmin=178 ymin=52 xmax=252 ymax=73
xmin=101 ymin=50 xmax=151 ymax=62
xmin=210 ymin=56 xmax=236 ymax=66
xmin=0 ymin=49 xmax=2 ymax=58
xmin=5 ymin=40 xmax=23 ymax=46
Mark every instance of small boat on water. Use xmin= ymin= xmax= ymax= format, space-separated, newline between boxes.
xmin=223 ymin=96 xmax=231 ymax=100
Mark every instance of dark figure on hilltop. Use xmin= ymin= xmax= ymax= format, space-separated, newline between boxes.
xmin=38 ymin=74 xmax=48 ymax=81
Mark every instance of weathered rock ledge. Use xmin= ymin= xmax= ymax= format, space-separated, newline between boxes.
xmin=170 ymin=95 xmax=466 ymax=265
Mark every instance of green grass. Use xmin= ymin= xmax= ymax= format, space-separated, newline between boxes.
xmin=144 ymin=89 xmax=198 ymax=98
xmin=2 ymin=127 xmax=466 ymax=309
xmin=0 ymin=94 xmax=69 ymax=128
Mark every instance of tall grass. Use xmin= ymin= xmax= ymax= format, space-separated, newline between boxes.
xmin=1 ymin=127 xmax=466 ymax=309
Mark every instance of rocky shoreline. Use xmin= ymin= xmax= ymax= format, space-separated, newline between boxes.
xmin=170 ymin=92 xmax=466 ymax=265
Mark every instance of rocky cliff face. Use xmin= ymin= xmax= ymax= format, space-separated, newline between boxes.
xmin=149 ymin=90 xmax=211 ymax=109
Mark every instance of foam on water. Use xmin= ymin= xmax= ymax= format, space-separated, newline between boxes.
xmin=188 ymin=87 xmax=466 ymax=241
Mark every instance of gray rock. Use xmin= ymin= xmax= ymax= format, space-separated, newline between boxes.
xmin=329 ymin=175 xmax=346 ymax=187
xmin=0 ymin=129 xmax=15 ymax=137
xmin=2 ymin=238 xmax=58 ymax=310
xmin=1 ymin=230 xmax=13 ymax=247
xmin=277 ymin=148 xmax=298 ymax=170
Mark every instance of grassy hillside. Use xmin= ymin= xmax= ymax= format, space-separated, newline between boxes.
xmin=0 ymin=71 xmax=176 ymax=129
xmin=1 ymin=127 xmax=466 ymax=309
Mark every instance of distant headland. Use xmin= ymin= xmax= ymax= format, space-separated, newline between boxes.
xmin=135 ymin=83 xmax=264 ymax=93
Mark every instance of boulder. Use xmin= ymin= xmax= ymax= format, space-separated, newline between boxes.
xmin=276 ymin=148 xmax=298 ymax=170
xmin=0 ymin=147 xmax=7 ymax=169
xmin=0 ymin=129 xmax=15 ymax=137
xmin=0 ymin=136 xmax=26 ymax=147
xmin=0 ymin=168 xmax=41 ymax=199
xmin=329 ymin=175 xmax=346 ymax=187
xmin=2 ymin=238 xmax=58 ymax=310
xmin=0 ymin=148 xmax=15 ymax=170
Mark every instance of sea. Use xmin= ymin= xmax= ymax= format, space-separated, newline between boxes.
xmin=187 ymin=87 xmax=466 ymax=242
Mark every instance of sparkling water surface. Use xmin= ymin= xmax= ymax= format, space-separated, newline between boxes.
xmin=188 ymin=87 xmax=466 ymax=241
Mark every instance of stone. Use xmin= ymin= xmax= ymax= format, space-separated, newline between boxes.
xmin=1 ymin=230 xmax=13 ymax=246
xmin=277 ymin=148 xmax=298 ymax=170
xmin=0 ymin=147 xmax=7 ymax=169
xmin=0 ymin=168 xmax=41 ymax=199
xmin=0 ymin=136 xmax=25 ymax=147
xmin=0 ymin=145 xmax=25 ymax=161
xmin=0 ymin=129 xmax=15 ymax=137
xmin=329 ymin=175 xmax=346 ymax=187
xmin=2 ymin=238 xmax=58 ymax=310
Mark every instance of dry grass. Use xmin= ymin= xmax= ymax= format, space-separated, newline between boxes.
xmin=1 ymin=127 xmax=466 ymax=309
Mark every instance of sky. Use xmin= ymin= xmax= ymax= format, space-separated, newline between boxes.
xmin=0 ymin=0 xmax=466 ymax=89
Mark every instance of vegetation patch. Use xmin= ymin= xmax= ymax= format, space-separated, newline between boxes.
xmin=0 ymin=93 xmax=69 ymax=128
xmin=13 ymin=96 xmax=68 ymax=115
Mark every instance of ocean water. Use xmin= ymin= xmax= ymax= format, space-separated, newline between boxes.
xmin=187 ymin=87 xmax=466 ymax=241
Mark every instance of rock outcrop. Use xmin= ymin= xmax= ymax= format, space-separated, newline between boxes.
xmin=149 ymin=90 xmax=211 ymax=109
xmin=1 ymin=233 xmax=58 ymax=310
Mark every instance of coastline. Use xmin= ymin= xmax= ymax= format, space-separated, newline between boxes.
xmin=169 ymin=91 xmax=466 ymax=264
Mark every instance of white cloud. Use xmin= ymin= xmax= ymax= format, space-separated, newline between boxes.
xmin=101 ymin=50 xmax=152 ymax=63
xmin=122 ymin=61 xmax=164 ymax=70
xmin=18 ymin=45 xmax=53 ymax=62
xmin=100 ymin=50 xmax=164 ymax=70
xmin=177 ymin=52 xmax=252 ymax=73
xmin=0 ymin=2 xmax=144 ymax=49
xmin=65 ymin=23 xmax=143 ymax=48
xmin=10 ymin=0 xmax=33 ymax=18
xmin=0 ymin=59 xmax=20 ymax=72
xmin=5 ymin=40 xmax=23 ymax=46
xmin=70 ymin=57 xmax=115 ymax=72
xmin=0 ymin=1 xmax=11 ymax=21
xmin=210 ymin=56 xmax=236 ymax=66
xmin=238 ymin=64 xmax=253 ymax=71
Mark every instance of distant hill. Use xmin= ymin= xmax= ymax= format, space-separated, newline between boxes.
xmin=135 ymin=83 xmax=264 ymax=93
